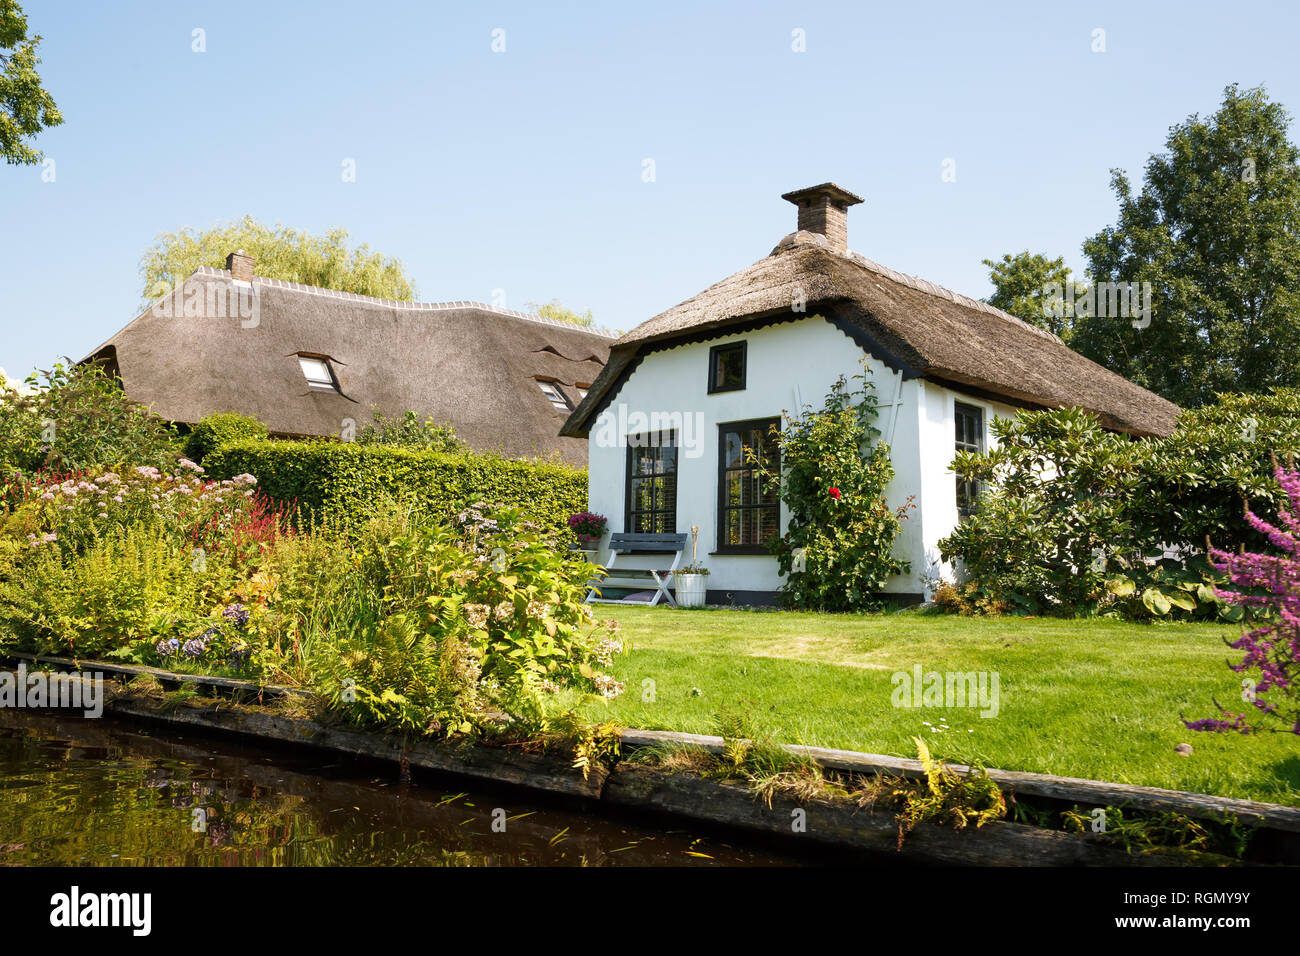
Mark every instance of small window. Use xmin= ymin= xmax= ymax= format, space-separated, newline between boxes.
xmin=298 ymin=355 xmax=339 ymax=393
xmin=954 ymin=402 xmax=985 ymax=520
xmin=536 ymin=379 xmax=571 ymax=411
xmin=626 ymin=431 xmax=677 ymax=533
xmin=575 ymin=383 xmax=590 ymax=401
xmin=717 ymin=418 xmax=780 ymax=552
xmin=708 ymin=341 xmax=746 ymax=393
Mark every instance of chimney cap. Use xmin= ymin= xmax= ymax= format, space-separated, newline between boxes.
xmin=781 ymin=182 xmax=864 ymax=207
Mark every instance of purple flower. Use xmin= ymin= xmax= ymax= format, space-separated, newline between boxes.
xmin=222 ymin=603 xmax=250 ymax=628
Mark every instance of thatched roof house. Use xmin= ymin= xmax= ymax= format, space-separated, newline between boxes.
xmin=561 ymin=182 xmax=1179 ymax=605
xmin=564 ymin=187 xmax=1177 ymax=440
xmin=84 ymin=253 xmax=613 ymax=466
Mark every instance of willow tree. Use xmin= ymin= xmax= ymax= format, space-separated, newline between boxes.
xmin=140 ymin=218 xmax=417 ymax=304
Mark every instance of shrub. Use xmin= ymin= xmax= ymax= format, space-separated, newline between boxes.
xmin=205 ymin=439 xmax=587 ymax=538
xmin=938 ymin=392 xmax=1300 ymax=617
xmin=0 ymin=362 xmax=179 ymax=480
xmin=939 ymin=407 xmax=1149 ymax=614
xmin=7 ymin=463 xmax=289 ymax=561
xmin=1140 ymin=389 xmax=1300 ymax=554
xmin=296 ymin=503 xmax=625 ymax=735
xmin=354 ymin=409 xmax=464 ymax=453
xmin=0 ymin=524 xmax=243 ymax=658
xmin=183 ymin=412 xmax=269 ymax=464
xmin=762 ymin=367 xmax=912 ymax=611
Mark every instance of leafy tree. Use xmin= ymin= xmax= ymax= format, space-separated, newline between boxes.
xmin=1076 ymin=84 xmax=1300 ymax=408
xmin=526 ymin=299 xmax=597 ymax=329
xmin=140 ymin=218 xmax=417 ymax=304
xmin=0 ymin=0 xmax=62 ymax=165
xmin=981 ymin=251 xmax=1084 ymax=340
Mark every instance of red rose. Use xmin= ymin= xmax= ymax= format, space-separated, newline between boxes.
xmin=828 ymin=486 xmax=841 ymax=499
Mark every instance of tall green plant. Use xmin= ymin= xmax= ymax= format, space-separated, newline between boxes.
xmin=763 ymin=367 xmax=911 ymax=611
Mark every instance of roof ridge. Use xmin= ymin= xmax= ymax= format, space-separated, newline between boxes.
xmin=840 ymin=249 xmax=1063 ymax=344
xmin=191 ymin=266 xmax=618 ymax=338
xmin=768 ymin=234 xmax=1062 ymax=344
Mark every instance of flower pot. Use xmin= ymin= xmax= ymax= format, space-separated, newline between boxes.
xmin=675 ymin=573 xmax=708 ymax=608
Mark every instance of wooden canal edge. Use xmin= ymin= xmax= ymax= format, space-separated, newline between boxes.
xmin=3 ymin=660 xmax=1295 ymax=865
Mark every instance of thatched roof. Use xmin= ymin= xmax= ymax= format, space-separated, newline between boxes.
xmin=562 ymin=229 xmax=1179 ymax=438
xmin=84 ymin=267 xmax=613 ymax=466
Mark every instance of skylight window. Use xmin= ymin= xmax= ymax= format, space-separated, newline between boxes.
xmin=298 ymin=355 xmax=339 ymax=392
xmin=536 ymin=379 xmax=570 ymax=411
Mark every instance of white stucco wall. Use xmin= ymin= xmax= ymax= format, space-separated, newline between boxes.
xmin=584 ymin=314 xmax=1019 ymax=599
xmin=913 ymin=380 xmax=1019 ymax=594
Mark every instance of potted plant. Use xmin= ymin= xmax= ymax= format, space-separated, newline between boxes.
xmin=567 ymin=511 xmax=607 ymax=560
xmin=674 ymin=525 xmax=709 ymax=608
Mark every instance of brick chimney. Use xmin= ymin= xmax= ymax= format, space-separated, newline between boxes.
xmin=781 ymin=183 xmax=864 ymax=252
xmin=226 ymin=249 xmax=254 ymax=282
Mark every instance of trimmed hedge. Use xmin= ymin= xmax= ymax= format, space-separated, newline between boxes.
xmin=204 ymin=439 xmax=588 ymax=538
xmin=183 ymin=412 xmax=269 ymax=465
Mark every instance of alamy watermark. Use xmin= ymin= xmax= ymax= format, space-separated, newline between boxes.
xmin=1043 ymin=280 xmax=1152 ymax=329
xmin=891 ymin=664 xmax=1000 ymax=718
xmin=149 ymin=276 xmax=260 ymax=328
xmin=591 ymin=403 xmax=706 ymax=458
xmin=0 ymin=662 xmax=104 ymax=718
xmin=50 ymin=886 xmax=150 ymax=936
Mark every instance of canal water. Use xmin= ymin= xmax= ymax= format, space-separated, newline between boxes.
xmin=0 ymin=711 xmax=800 ymax=866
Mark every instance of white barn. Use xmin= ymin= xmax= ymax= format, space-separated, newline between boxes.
xmin=560 ymin=184 xmax=1178 ymax=604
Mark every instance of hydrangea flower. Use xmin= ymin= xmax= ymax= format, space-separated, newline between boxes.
xmin=222 ymin=603 xmax=250 ymax=628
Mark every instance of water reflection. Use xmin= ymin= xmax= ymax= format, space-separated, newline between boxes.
xmin=0 ymin=711 xmax=798 ymax=867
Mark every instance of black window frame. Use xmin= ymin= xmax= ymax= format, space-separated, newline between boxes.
xmin=624 ymin=429 xmax=678 ymax=534
xmin=954 ymin=401 xmax=985 ymax=520
xmin=707 ymin=341 xmax=747 ymax=394
xmin=716 ymin=417 xmax=781 ymax=554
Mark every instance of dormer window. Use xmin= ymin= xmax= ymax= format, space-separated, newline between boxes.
xmin=536 ymin=379 xmax=571 ymax=411
xmin=298 ymin=354 xmax=339 ymax=393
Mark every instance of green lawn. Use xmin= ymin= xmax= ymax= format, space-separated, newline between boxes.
xmin=581 ymin=606 xmax=1300 ymax=807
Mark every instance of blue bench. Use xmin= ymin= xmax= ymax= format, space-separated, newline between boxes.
xmin=585 ymin=532 xmax=689 ymax=607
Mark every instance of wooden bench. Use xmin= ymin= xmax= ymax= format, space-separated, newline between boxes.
xmin=585 ymin=532 xmax=689 ymax=607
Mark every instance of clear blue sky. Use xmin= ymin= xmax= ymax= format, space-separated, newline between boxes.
xmin=2 ymin=0 xmax=1297 ymax=378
